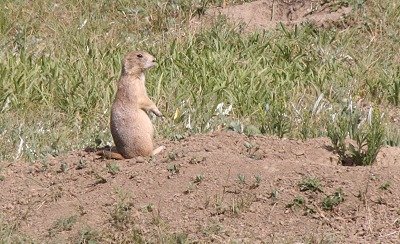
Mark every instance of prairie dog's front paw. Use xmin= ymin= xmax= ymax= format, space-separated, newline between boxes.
xmin=151 ymin=108 xmax=163 ymax=117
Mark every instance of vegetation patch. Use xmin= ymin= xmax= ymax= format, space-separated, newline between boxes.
xmin=1 ymin=0 xmax=400 ymax=162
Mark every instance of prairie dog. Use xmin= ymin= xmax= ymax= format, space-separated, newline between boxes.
xmin=107 ymin=50 xmax=164 ymax=159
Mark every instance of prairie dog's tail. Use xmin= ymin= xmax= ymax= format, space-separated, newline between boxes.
xmin=96 ymin=150 xmax=125 ymax=160
xmin=96 ymin=146 xmax=165 ymax=160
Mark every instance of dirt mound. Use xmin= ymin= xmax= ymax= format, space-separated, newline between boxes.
xmin=1 ymin=131 xmax=400 ymax=243
xmin=195 ymin=0 xmax=352 ymax=31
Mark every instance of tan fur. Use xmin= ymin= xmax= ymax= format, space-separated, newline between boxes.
xmin=108 ymin=50 xmax=164 ymax=159
xmin=96 ymin=150 xmax=126 ymax=160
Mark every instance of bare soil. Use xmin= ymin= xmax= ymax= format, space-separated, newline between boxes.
xmin=1 ymin=130 xmax=400 ymax=243
xmin=1 ymin=1 xmax=400 ymax=243
xmin=193 ymin=0 xmax=353 ymax=31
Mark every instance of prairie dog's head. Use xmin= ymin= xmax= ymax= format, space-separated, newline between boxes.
xmin=122 ymin=50 xmax=157 ymax=75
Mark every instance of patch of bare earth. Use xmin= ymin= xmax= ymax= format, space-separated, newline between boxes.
xmin=1 ymin=131 xmax=400 ymax=243
xmin=193 ymin=0 xmax=352 ymax=31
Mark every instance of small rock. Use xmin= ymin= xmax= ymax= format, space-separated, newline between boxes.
xmin=136 ymin=156 xmax=146 ymax=163
xmin=6 ymin=203 xmax=14 ymax=210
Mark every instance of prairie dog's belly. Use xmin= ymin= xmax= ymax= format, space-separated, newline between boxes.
xmin=110 ymin=105 xmax=154 ymax=158
xmin=111 ymin=109 xmax=153 ymax=136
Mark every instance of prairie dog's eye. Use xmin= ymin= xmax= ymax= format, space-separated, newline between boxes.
xmin=137 ymin=54 xmax=143 ymax=58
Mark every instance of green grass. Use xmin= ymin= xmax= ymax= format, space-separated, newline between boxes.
xmin=0 ymin=216 xmax=34 ymax=243
xmin=328 ymin=105 xmax=386 ymax=165
xmin=49 ymin=215 xmax=78 ymax=237
xmin=299 ymin=176 xmax=324 ymax=193
xmin=0 ymin=0 xmax=399 ymax=164
xmin=322 ymin=188 xmax=346 ymax=210
xmin=286 ymin=196 xmax=306 ymax=210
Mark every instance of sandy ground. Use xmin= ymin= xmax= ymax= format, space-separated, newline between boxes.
xmin=1 ymin=131 xmax=400 ymax=242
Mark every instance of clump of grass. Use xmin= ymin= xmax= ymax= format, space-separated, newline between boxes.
xmin=212 ymin=194 xmax=227 ymax=215
xmin=0 ymin=218 xmax=33 ymax=243
xmin=139 ymin=203 xmax=156 ymax=214
xmin=0 ymin=166 xmax=4 ymax=181
xmin=202 ymin=220 xmax=225 ymax=237
xmin=250 ymin=175 xmax=262 ymax=189
xmin=244 ymin=124 xmax=261 ymax=136
xmin=185 ymin=174 xmax=204 ymax=194
xmin=379 ymin=181 xmax=392 ymax=191
xmin=188 ymin=155 xmax=206 ymax=164
xmin=185 ymin=182 xmax=195 ymax=194
xmin=322 ymin=188 xmax=346 ymax=210
xmin=156 ymin=231 xmax=189 ymax=244
xmin=93 ymin=172 xmax=107 ymax=185
xmin=299 ymin=177 xmax=324 ymax=193
xmin=269 ymin=188 xmax=279 ymax=203
xmin=49 ymin=215 xmax=78 ymax=237
xmin=75 ymin=159 xmax=86 ymax=170
xmin=173 ymin=232 xmax=189 ymax=244
xmin=230 ymin=196 xmax=246 ymax=215
xmin=261 ymin=93 xmax=291 ymax=138
xmin=59 ymin=161 xmax=68 ymax=173
xmin=193 ymin=174 xmax=205 ymax=184
xmin=254 ymin=175 xmax=262 ymax=184
xmin=110 ymin=188 xmax=134 ymax=230
xmin=168 ymin=151 xmax=178 ymax=161
xmin=286 ymin=196 xmax=306 ymax=210
xmin=166 ymin=164 xmax=180 ymax=177
xmin=106 ymin=162 xmax=120 ymax=175
xmin=236 ymin=174 xmax=246 ymax=184
xmin=75 ymin=228 xmax=101 ymax=243
xmin=243 ymin=141 xmax=261 ymax=159
xmin=328 ymin=106 xmax=385 ymax=166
